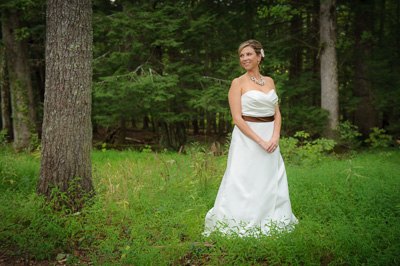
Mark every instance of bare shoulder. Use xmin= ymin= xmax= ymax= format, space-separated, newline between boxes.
xmin=264 ymin=76 xmax=275 ymax=84
xmin=234 ymin=74 xmax=248 ymax=85
xmin=263 ymin=76 xmax=276 ymax=90
xmin=229 ymin=76 xmax=244 ymax=94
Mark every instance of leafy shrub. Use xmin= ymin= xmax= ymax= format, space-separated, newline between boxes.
xmin=29 ymin=133 xmax=41 ymax=152
xmin=280 ymin=131 xmax=336 ymax=165
xmin=141 ymin=144 xmax=153 ymax=153
xmin=365 ymin=127 xmax=393 ymax=148
xmin=0 ymin=129 xmax=9 ymax=151
xmin=336 ymin=121 xmax=362 ymax=150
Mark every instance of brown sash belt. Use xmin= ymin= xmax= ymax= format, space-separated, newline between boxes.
xmin=242 ymin=115 xmax=275 ymax=122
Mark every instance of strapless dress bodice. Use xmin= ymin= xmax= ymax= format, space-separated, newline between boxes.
xmin=241 ymin=89 xmax=278 ymax=117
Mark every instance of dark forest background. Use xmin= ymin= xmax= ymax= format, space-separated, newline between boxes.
xmin=1 ymin=0 xmax=399 ymax=150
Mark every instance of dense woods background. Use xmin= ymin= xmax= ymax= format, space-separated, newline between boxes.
xmin=1 ymin=1 xmax=399 ymax=264
xmin=1 ymin=0 xmax=400 ymax=150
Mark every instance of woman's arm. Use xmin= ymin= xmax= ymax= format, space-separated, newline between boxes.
xmin=264 ymin=78 xmax=281 ymax=153
xmin=228 ymin=78 xmax=272 ymax=152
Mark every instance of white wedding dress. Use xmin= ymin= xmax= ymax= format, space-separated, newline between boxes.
xmin=204 ymin=89 xmax=297 ymax=236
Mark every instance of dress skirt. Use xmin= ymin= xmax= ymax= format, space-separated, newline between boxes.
xmin=204 ymin=121 xmax=297 ymax=236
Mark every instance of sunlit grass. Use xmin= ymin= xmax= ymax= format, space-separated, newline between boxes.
xmin=0 ymin=148 xmax=399 ymax=264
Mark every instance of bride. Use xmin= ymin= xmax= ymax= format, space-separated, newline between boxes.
xmin=203 ymin=40 xmax=298 ymax=236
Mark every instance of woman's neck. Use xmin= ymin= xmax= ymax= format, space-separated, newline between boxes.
xmin=247 ymin=69 xmax=261 ymax=79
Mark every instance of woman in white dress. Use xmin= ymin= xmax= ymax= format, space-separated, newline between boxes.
xmin=204 ymin=40 xmax=297 ymax=236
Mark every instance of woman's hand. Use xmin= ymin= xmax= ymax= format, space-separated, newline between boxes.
xmin=259 ymin=137 xmax=279 ymax=153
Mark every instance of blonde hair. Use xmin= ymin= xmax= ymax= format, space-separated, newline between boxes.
xmin=238 ymin=40 xmax=264 ymax=64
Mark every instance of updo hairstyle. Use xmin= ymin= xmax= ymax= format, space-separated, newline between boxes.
xmin=238 ymin=39 xmax=264 ymax=64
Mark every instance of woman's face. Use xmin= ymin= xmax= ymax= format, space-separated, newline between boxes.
xmin=239 ymin=46 xmax=260 ymax=71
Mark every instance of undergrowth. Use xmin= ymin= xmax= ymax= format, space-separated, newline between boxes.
xmin=0 ymin=145 xmax=399 ymax=264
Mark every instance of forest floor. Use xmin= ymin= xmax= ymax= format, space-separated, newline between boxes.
xmin=92 ymin=126 xmax=225 ymax=150
xmin=1 ymin=148 xmax=399 ymax=265
xmin=1 ymin=247 xmax=53 ymax=265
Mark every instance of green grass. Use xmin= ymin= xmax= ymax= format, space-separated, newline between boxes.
xmin=0 ymin=148 xmax=399 ymax=264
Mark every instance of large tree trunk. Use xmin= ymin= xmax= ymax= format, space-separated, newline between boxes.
xmin=2 ymin=8 xmax=36 ymax=150
xmin=353 ymin=0 xmax=378 ymax=136
xmin=320 ymin=0 xmax=339 ymax=138
xmin=37 ymin=0 xmax=94 ymax=209
xmin=0 ymin=46 xmax=12 ymax=138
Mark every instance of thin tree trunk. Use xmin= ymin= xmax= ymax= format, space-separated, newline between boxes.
xmin=160 ymin=121 xmax=170 ymax=147
xmin=206 ymin=112 xmax=212 ymax=134
xmin=218 ymin=113 xmax=225 ymax=136
xmin=143 ymin=115 xmax=149 ymax=130
xmin=312 ymin=0 xmax=320 ymax=74
xmin=320 ymin=0 xmax=339 ymax=138
xmin=289 ymin=0 xmax=302 ymax=78
xmin=227 ymin=122 xmax=233 ymax=134
xmin=199 ymin=111 xmax=205 ymax=133
xmin=378 ymin=0 xmax=386 ymax=47
xmin=171 ymin=121 xmax=186 ymax=149
xmin=192 ymin=118 xmax=199 ymax=135
xmin=131 ymin=116 xmax=136 ymax=128
xmin=117 ymin=117 xmax=126 ymax=145
xmin=211 ymin=115 xmax=217 ymax=135
xmin=37 ymin=0 xmax=94 ymax=209
xmin=2 ymin=8 xmax=36 ymax=150
xmin=0 ymin=46 xmax=12 ymax=138
xmin=353 ymin=0 xmax=378 ymax=136
xmin=152 ymin=118 xmax=159 ymax=143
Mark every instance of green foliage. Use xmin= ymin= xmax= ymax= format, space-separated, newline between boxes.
xmin=0 ymin=151 xmax=38 ymax=192
xmin=0 ymin=130 xmax=9 ymax=151
xmin=29 ymin=132 xmax=41 ymax=152
xmin=280 ymin=131 xmax=337 ymax=166
xmin=91 ymin=0 xmax=241 ymax=147
xmin=141 ymin=144 xmax=152 ymax=153
xmin=4 ymin=0 xmax=400 ymax=150
xmin=278 ymin=73 xmax=330 ymax=137
xmin=49 ymin=177 xmax=94 ymax=214
xmin=0 ymin=193 xmax=69 ymax=260
xmin=13 ymin=27 xmax=30 ymax=41
xmin=101 ymin=142 xmax=107 ymax=152
xmin=0 ymin=149 xmax=399 ymax=264
xmin=336 ymin=120 xmax=362 ymax=150
xmin=365 ymin=127 xmax=393 ymax=148
xmin=93 ymin=70 xmax=180 ymax=127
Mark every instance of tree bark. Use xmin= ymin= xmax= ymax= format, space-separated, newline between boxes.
xmin=2 ymin=8 xmax=36 ymax=150
xmin=320 ymin=0 xmax=339 ymax=138
xmin=142 ymin=115 xmax=149 ymax=130
xmin=289 ymin=0 xmax=302 ymax=78
xmin=353 ymin=0 xmax=378 ymax=136
xmin=312 ymin=0 xmax=320 ymax=74
xmin=37 ymin=0 xmax=94 ymax=209
xmin=117 ymin=117 xmax=126 ymax=145
xmin=206 ymin=112 xmax=212 ymax=134
xmin=160 ymin=121 xmax=170 ymax=148
xmin=218 ymin=113 xmax=225 ymax=136
xmin=192 ymin=117 xmax=199 ymax=135
xmin=0 ymin=46 xmax=12 ymax=138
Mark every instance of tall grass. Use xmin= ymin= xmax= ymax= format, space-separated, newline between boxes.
xmin=0 ymin=147 xmax=399 ymax=264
